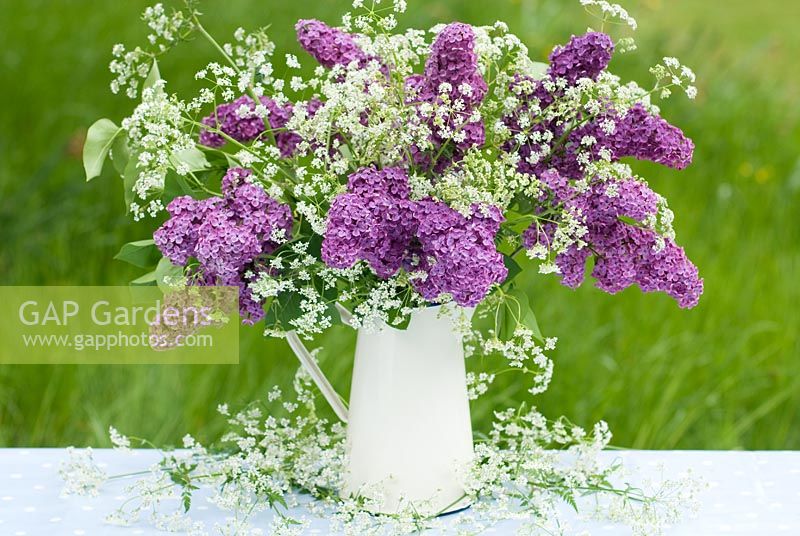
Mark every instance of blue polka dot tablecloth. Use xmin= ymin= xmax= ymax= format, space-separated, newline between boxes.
xmin=0 ymin=449 xmax=799 ymax=535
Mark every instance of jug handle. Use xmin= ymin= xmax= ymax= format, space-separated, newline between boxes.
xmin=285 ymin=303 xmax=353 ymax=423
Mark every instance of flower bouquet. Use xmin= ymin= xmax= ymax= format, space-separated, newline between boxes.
xmin=75 ymin=0 xmax=704 ymax=532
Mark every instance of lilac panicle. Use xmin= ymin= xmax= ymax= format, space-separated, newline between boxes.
xmin=609 ymin=103 xmax=694 ymax=170
xmin=423 ymin=22 xmax=487 ymax=106
xmin=199 ymin=95 xmax=265 ymax=148
xmin=295 ymin=19 xmax=368 ymax=69
xmin=407 ymin=22 xmax=488 ymax=172
xmin=524 ymin=178 xmax=703 ymax=308
xmin=199 ymin=95 xmax=316 ymax=158
xmin=321 ymin=167 xmax=507 ymax=306
xmin=412 ymin=201 xmax=507 ymax=307
xmin=548 ymin=32 xmax=614 ymax=84
xmin=322 ymin=167 xmax=417 ymax=279
xmin=153 ymin=168 xmax=293 ymax=323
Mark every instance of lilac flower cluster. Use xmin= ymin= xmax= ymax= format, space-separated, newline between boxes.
xmin=548 ymin=32 xmax=614 ymax=84
xmin=524 ymin=176 xmax=703 ymax=308
xmin=504 ymin=32 xmax=694 ymax=179
xmin=322 ymin=167 xmax=507 ymax=306
xmin=605 ymin=103 xmax=695 ymax=170
xmin=154 ymin=168 xmax=293 ymax=323
xmin=421 ymin=23 xmax=487 ymax=106
xmin=412 ymin=201 xmax=507 ymax=307
xmin=322 ymin=167 xmax=417 ymax=279
xmin=295 ymin=19 xmax=369 ymax=69
xmin=199 ymin=96 xmax=320 ymax=157
xmin=408 ymin=23 xmax=488 ymax=171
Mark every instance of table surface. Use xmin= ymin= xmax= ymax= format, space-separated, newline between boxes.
xmin=0 ymin=449 xmax=798 ymax=535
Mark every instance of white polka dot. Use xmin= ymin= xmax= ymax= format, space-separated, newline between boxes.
xmin=718 ymin=525 xmax=732 ymax=532
xmin=769 ymin=502 xmax=783 ymax=508
xmin=757 ymin=459 xmax=769 ymax=465
xmin=763 ymin=481 xmax=775 ymax=487
xmin=14 ymin=531 xmax=26 ymax=536
xmin=19 ymin=450 xmax=30 ymax=456
xmin=196 ymin=505 xmax=209 ymax=510
xmin=1 ymin=496 xmax=13 ymax=501
xmin=739 ymin=490 xmax=754 ymax=497
xmin=49 ymin=517 xmax=62 ymax=523
xmin=73 ymin=530 xmax=86 ymax=536
xmin=9 ymin=473 xmax=22 ymax=479
xmin=778 ymin=525 xmax=792 ymax=532
xmin=132 ymin=531 xmax=144 ymax=535
xmin=81 ymin=505 xmax=94 ymax=511
xmin=114 ymin=495 xmax=126 ymax=500
xmin=40 ymin=463 xmax=52 ymax=469
xmin=744 ymin=513 xmax=758 ymax=519
xmin=97 ymin=462 xmax=108 ymax=468
xmin=23 ymin=507 xmax=35 ymax=513
xmin=701 ymin=460 xmax=713 ymax=466
xmin=33 ymin=485 xmax=44 ymax=490
xmin=789 ymin=469 xmax=800 ymax=474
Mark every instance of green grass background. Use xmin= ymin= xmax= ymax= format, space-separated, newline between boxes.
xmin=0 ymin=0 xmax=797 ymax=449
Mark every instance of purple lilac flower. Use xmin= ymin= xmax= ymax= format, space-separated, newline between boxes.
xmin=199 ymin=95 xmax=317 ymax=158
xmin=199 ymin=95 xmax=266 ymax=148
xmin=412 ymin=201 xmax=507 ymax=307
xmin=548 ymin=32 xmax=614 ymax=84
xmin=422 ymin=22 xmax=487 ymax=106
xmin=321 ymin=167 xmax=507 ymax=306
xmin=322 ymin=167 xmax=417 ymax=279
xmin=295 ymin=19 xmax=369 ymax=69
xmin=151 ymin=196 xmax=216 ymax=266
xmin=406 ymin=22 xmax=488 ymax=172
xmin=154 ymin=168 xmax=293 ymax=323
xmin=503 ymin=32 xmax=693 ymax=178
xmin=524 ymin=178 xmax=703 ymax=308
xmin=607 ymin=103 xmax=694 ymax=170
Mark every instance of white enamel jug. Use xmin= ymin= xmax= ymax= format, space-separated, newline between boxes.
xmin=288 ymin=305 xmax=474 ymax=515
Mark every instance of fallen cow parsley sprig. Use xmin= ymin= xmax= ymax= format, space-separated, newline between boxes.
xmin=61 ymin=369 xmax=702 ymax=535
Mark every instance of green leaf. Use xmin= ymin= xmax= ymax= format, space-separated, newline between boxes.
xmin=130 ymin=271 xmax=158 ymax=286
xmin=507 ymin=288 xmax=544 ymax=342
xmin=110 ymin=132 xmax=130 ymax=177
xmin=83 ymin=119 xmax=122 ymax=181
xmin=529 ymin=61 xmax=549 ymax=80
xmin=114 ymin=239 xmax=159 ymax=269
xmin=181 ymin=490 xmax=192 ymax=513
xmin=162 ymin=172 xmax=195 ymax=200
xmin=143 ymin=59 xmax=161 ymax=91
xmin=264 ymin=291 xmax=302 ymax=329
xmin=503 ymin=255 xmax=522 ymax=283
xmin=170 ymin=146 xmax=210 ymax=173
xmin=521 ymin=302 xmax=544 ymax=342
xmin=155 ymin=257 xmax=184 ymax=292
xmin=122 ymin=154 xmax=138 ymax=210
